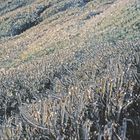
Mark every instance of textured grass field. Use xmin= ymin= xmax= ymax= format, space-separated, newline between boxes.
xmin=0 ymin=0 xmax=140 ymax=139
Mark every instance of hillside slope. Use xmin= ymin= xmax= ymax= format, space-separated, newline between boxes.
xmin=0 ymin=0 xmax=139 ymax=70
xmin=0 ymin=0 xmax=140 ymax=139
xmin=0 ymin=0 xmax=118 ymax=69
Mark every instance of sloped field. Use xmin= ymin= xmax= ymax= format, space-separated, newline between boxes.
xmin=0 ymin=0 xmax=140 ymax=139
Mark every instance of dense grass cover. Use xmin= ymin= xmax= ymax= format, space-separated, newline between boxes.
xmin=0 ymin=0 xmax=140 ymax=139
xmin=0 ymin=40 xmax=139 ymax=140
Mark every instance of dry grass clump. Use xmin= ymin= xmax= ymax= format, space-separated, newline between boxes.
xmin=0 ymin=41 xmax=139 ymax=140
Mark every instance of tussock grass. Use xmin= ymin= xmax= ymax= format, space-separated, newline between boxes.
xmin=0 ymin=40 xmax=139 ymax=140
